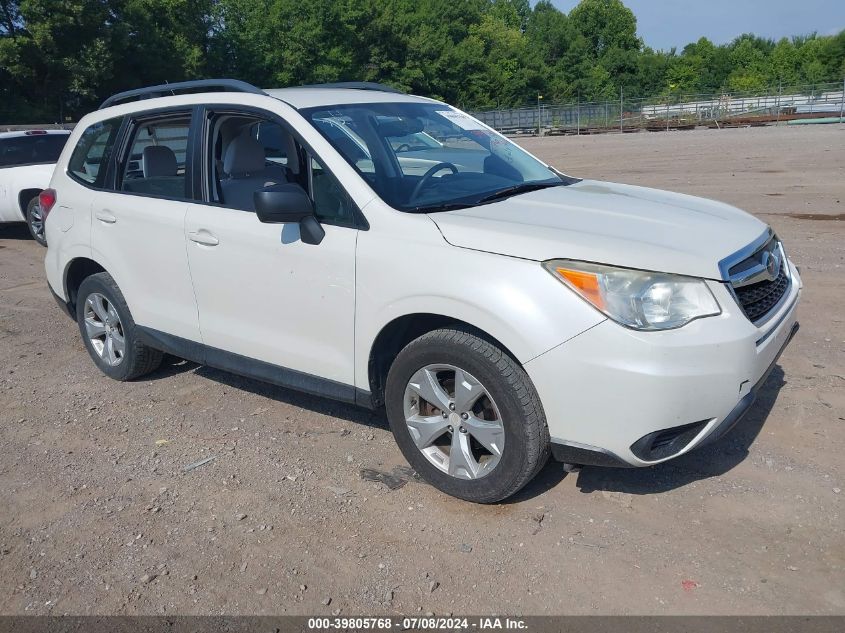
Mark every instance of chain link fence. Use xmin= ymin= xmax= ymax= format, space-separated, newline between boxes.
xmin=470 ymin=81 xmax=845 ymax=135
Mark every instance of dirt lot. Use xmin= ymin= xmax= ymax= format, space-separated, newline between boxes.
xmin=1 ymin=124 xmax=843 ymax=616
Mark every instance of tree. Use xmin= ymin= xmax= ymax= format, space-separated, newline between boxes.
xmin=1 ymin=0 xmax=844 ymax=122
xmin=727 ymin=36 xmax=769 ymax=92
xmin=583 ymin=63 xmax=615 ymax=100
xmin=768 ymin=37 xmax=800 ymax=87
xmin=636 ymin=47 xmax=672 ymax=97
xmin=569 ymin=0 xmax=639 ymax=60
xmin=665 ymin=56 xmax=701 ymax=95
xmin=798 ymin=37 xmax=828 ymax=86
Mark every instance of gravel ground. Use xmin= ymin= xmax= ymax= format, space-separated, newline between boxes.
xmin=0 ymin=124 xmax=843 ymax=616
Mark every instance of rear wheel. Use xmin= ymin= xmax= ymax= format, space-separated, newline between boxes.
xmin=26 ymin=197 xmax=46 ymax=246
xmin=76 ymin=272 xmax=163 ymax=380
xmin=385 ymin=327 xmax=549 ymax=503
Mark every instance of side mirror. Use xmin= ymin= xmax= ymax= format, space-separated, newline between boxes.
xmin=254 ymin=183 xmax=313 ymax=223
xmin=254 ymin=183 xmax=325 ymax=245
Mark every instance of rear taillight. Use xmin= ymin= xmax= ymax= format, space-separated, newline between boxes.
xmin=38 ymin=189 xmax=57 ymax=222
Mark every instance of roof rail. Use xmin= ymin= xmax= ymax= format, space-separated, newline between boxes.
xmin=99 ymin=79 xmax=265 ymax=110
xmin=296 ymin=82 xmax=404 ymax=94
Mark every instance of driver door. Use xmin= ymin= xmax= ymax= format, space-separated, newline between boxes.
xmin=184 ymin=109 xmax=360 ymax=395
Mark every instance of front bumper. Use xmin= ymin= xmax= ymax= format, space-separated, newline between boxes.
xmin=525 ymin=260 xmax=801 ymax=467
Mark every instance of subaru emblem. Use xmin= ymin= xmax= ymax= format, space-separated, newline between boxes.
xmin=761 ymin=250 xmax=780 ymax=280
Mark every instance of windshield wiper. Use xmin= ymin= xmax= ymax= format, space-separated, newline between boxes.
xmin=406 ymin=181 xmax=568 ymax=213
xmin=406 ymin=202 xmax=476 ymax=213
xmin=475 ymin=181 xmax=567 ymax=205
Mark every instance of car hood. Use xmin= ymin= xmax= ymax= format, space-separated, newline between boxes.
xmin=428 ymin=179 xmax=768 ymax=279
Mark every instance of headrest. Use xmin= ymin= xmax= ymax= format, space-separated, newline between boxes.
xmin=224 ymin=134 xmax=266 ymax=176
xmin=142 ymin=145 xmax=178 ymax=178
xmin=378 ymin=117 xmax=424 ymax=137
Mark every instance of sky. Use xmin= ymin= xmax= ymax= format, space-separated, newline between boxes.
xmin=548 ymin=0 xmax=845 ymax=51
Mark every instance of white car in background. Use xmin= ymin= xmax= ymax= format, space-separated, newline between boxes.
xmin=43 ymin=80 xmax=801 ymax=503
xmin=0 ymin=129 xmax=71 ymax=245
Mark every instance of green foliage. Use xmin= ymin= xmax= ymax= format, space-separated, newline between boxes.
xmin=569 ymin=0 xmax=639 ymax=59
xmin=0 ymin=0 xmax=844 ymax=123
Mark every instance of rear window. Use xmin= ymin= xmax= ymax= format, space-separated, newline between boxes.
xmin=0 ymin=134 xmax=68 ymax=168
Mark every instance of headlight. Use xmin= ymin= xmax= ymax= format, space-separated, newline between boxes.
xmin=543 ymin=260 xmax=721 ymax=330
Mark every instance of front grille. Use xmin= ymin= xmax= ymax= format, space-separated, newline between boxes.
xmin=723 ymin=233 xmax=791 ymax=324
xmin=734 ymin=261 xmax=789 ymax=322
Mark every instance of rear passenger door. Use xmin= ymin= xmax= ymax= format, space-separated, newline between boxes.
xmin=90 ymin=108 xmax=203 ymax=343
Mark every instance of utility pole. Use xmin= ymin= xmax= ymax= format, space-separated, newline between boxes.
xmin=840 ymin=77 xmax=844 ymax=124
xmin=537 ymin=93 xmax=543 ymax=136
xmin=776 ymin=81 xmax=782 ymax=126
xmin=577 ymin=93 xmax=581 ymax=135
xmin=620 ymin=87 xmax=624 ymax=133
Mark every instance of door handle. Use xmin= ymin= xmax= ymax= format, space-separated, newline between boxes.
xmin=188 ymin=230 xmax=219 ymax=247
xmin=95 ymin=210 xmax=117 ymax=224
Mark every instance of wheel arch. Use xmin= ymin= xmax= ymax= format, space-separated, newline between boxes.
xmin=17 ymin=188 xmax=42 ymax=220
xmin=366 ymin=312 xmax=521 ymax=408
xmin=63 ymin=257 xmax=107 ymax=314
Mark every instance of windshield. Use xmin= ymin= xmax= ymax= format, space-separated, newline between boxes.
xmin=301 ymin=103 xmax=566 ymax=212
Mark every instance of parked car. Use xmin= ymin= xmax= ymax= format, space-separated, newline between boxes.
xmin=0 ymin=129 xmax=71 ymax=245
xmin=43 ymin=80 xmax=801 ymax=503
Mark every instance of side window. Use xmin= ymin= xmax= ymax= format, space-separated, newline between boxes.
xmin=206 ymin=111 xmax=358 ymax=227
xmin=210 ymin=114 xmax=298 ymax=212
xmin=309 ymin=155 xmax=355 ymax=226
xmin=120 ymin=115 xmax=191 ymax=199
xmin=252 ymin=121 xmax=288 ymax=165
xmin=68 ymin=118 xmax=122 ymax=187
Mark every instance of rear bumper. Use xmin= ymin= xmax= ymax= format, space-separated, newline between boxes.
xmin=49 ymin=284 xmax=74 ymax=319
xmin=529 ymin=261 xmax=801 ymax=468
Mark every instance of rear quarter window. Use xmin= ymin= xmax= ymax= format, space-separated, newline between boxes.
xmin=68 ymin=118 xmax=123 ymax=188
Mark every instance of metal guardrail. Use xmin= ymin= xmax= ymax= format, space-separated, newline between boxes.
xmin=470 ymin=81 xmax=845 ymax=135
xmin=6 ymin=81 xmax=845 ymax=135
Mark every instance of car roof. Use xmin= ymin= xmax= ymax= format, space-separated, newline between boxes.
xmin=0 ymin=129 xmax=71 ymax=139
xmin=264 ymin=87 xmax=437 ymax=110
xmin=96 ymin=79 xmax=442 ymax=114
xmin=90 ymin=82 xmax=446 ymax=124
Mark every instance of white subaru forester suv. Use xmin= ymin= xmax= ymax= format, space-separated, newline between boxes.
xmin=44 ymin=80 xmax=801 ymax=503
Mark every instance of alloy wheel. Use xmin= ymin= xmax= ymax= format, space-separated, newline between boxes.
xmin=29 ymin=203 xmax=44 ymax=241
xmin=402 ymin=364 xmax=505 ymax=480
xmin=83 ymin=292 xmax=126 ymax=366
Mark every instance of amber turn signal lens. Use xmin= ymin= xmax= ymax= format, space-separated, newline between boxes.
xmin=554 ymin=267 xmax=605 ymax=310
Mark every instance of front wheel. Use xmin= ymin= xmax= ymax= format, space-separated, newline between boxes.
xmin=385 ymin=327 xmax=550 ymax=503
xmin=26 ymin=197 xmax=46 ymax=246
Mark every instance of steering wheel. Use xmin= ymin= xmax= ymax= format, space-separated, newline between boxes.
xmin=395 ymin=143 xmax=411 ymax=152
xmin=410 ymin=162 xmax=459 ymax=203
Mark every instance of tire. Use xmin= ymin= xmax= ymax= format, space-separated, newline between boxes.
xmin=26 ymin=197 xmax=47 ymax=246
xmin=75 ymin=272 xmax=163 ymax=381
xmin=385 ymin=326 xmax=550 ymax=503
